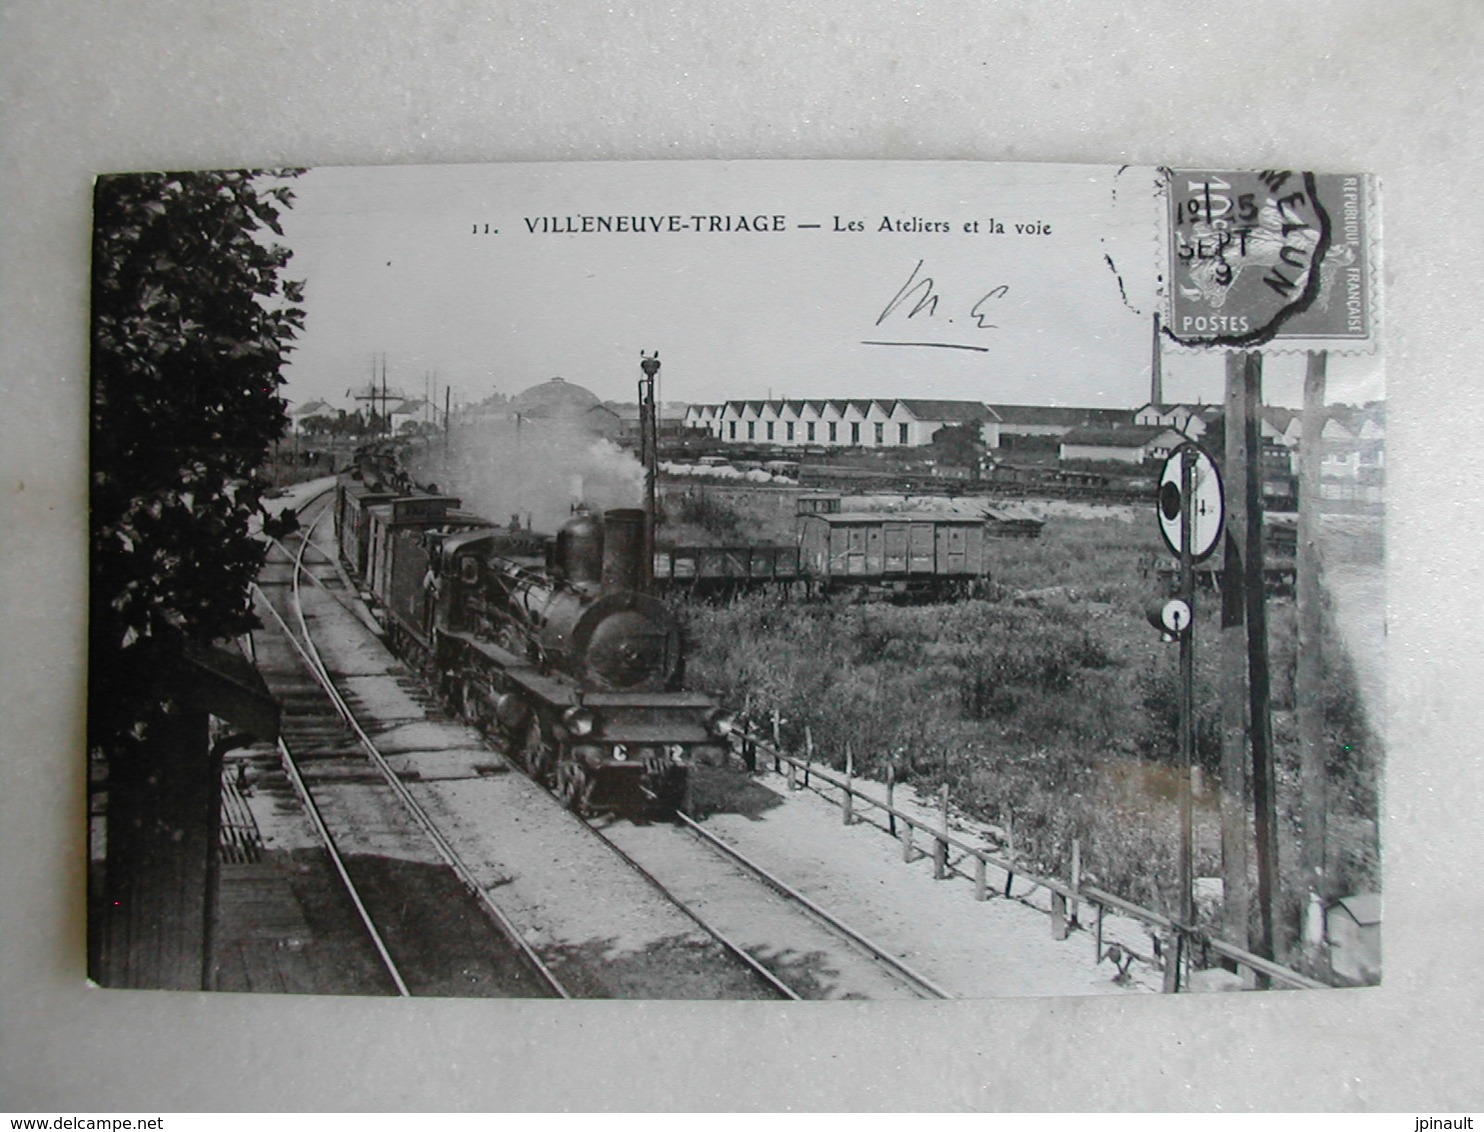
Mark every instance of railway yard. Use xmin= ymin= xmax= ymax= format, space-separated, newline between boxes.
xmin=215 ymin=478 xmax=1174 ymax=999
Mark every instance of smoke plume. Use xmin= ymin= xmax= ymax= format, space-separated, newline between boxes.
xmin=406 ymin=416 xmax=645 ymax=534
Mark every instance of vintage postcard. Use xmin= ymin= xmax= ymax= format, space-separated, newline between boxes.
xmin=88 ymin=161 xmax=1382 ymax=999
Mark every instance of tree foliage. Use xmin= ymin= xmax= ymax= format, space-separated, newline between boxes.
xmin=929 ymin=422 xmax=986 ymax=469
xmin=90 ymin=170 xmax=305 ymax=758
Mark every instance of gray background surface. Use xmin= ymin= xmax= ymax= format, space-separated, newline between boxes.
xmin=2 ymin=0 xmax=1479 ymax=1111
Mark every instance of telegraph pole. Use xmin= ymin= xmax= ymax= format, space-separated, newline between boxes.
xmin=1220 ymin=352 xmax=1252 ymax=952
xmin=1242 ymin=351 xmax=1280 ymax=968
xmin=1296 ymin=349 xmax=1330 ymax=969
xmin=639 ymin=352 xmax=661 ymax=592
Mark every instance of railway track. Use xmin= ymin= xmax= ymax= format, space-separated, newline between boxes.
xmin=246 ymin=491 xmax=791 ymax=999
xmin=248 ymin=492 xmax=568 ymax=997
xmin=238 ymin=484 xmax=956 ymax=999
xmin=675 ymin=813 xmax=952 ymax=998
xmin=590 ymin=810 xmax=952 ymax=1000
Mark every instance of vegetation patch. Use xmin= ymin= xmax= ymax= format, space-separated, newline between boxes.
xmin=676 ymin=494 xmax=1382 ymax=953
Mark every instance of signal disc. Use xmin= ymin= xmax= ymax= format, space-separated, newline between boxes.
xmin=1157 ymin=443 xmax=1224 ymax=562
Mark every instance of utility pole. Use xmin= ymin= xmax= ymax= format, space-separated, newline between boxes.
xmin=1297 ymin=350 xmax=1330 ymax=971
xmin=1150 ymin=311 xmax=1164 ymax=407
xmin=366 ymin=356 xmax=375 ymax=439
xmin=639 ymin=352 xmax=661 ymax=592
xmin=1241 ymin=352 xmax=1280 ymax=969
xmin=1220 ymin=352 xmax=1252 ymax=953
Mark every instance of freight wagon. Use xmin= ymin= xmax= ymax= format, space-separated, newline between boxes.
xmin=796 ymin=511 xmax=991 ymax=599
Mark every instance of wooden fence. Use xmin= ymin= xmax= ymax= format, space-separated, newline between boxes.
xmin=733 ymin=727 xmax=1328 ymax=993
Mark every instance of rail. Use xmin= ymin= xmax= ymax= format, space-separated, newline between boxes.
xmin=732 ymin=727 xmax=1329 ymax=993
xmin=675 ymin=813 xmax=952 ymax=999
xmin=251 ymin=504 xmax=571 ymax=998
xmin=581 ymin=820 xmax=802 ymax=1001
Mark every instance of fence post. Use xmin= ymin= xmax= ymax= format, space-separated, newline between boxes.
xmin=843 ymin=743 xmax=854 ymax=825
xmin=886 ymin=762 xmax=897 ymax=837
xmin=1095 ymin=904 xmax=1105 ymax=965
xmin=902 ymin=821 xmax=915 ymax=863
xmin=804 ymin=725 xmax=813 ymax=788
xmin=1050 ymin=892 xmax=1069 ymax=940
xmin=771 ymin=708 xmax=781 ymax=750
xmin=787 ymin=756 xmax=797 ymax=791
xmin=1070 ymin=839 xmax=1082 ymax=928
xmin=1003 ymin=810 xmax=1016 ymax=898
xmin=935 ymin=780 xmax=950 ymax=879
xmin=974 ymin=855 xmax=987 ymax=901
xmin=1161 ymin=932 xmax=1182 ymax=993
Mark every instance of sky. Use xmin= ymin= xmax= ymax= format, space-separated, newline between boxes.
xmin=272 ymin=161 xmax=1384 ymax=413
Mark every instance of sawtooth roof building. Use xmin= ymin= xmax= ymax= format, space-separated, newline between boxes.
xmin=683 ymin=399 xmax=1001 ymax=449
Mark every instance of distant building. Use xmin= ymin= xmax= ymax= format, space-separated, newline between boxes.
xmin=509 ymin=376 xmax=600 ymax=418
xmin=613 ymin=403 xmax=693 ymax=440
xmin=389 ymin=398 xmax=432 ymax=432
xmin=683 ymin=398 xmax=1001 ymax=449
xmin=1315 ymin=406 xmax=1385 ymax=504
xmin=507 ymin=377 xmax=620 ymax=439
xmin=1131 ymin=402 xmax=1219 ymax=440
xmin=289 ymin=399 xmax=334 ymax=432
xmin=1259 ymin=403 xmax=1386 ymax=505
xmin=1059 ymin=424 xmax=1184 ymax=464
xmin=989 ymin=404 xmax=1131 ymax=442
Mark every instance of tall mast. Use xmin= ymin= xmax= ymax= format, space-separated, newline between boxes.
xmin=1151 ymin=311 xmax=1164 ymax=407
xmin=639 ymin=352 xmax=661 ymax=593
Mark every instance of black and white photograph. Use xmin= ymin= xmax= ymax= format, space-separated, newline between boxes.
xmin=10 ymin=0 xmax=1484 ymax=1114
xmin=87 ymin=160 xmax=1384 ymax=1001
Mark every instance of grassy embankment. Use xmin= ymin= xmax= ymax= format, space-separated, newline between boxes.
xmin=669 ymin=490 xmax=1381 ymax=948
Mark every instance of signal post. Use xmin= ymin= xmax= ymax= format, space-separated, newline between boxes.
xmin=1153 ymin=441 xmax=1224 ymax=991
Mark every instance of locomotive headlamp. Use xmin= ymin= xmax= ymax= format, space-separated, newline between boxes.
xmin=562 ymin=705 xmax=597 ymax=737
xmin=705 ymin=708 xmax=735 ymax=738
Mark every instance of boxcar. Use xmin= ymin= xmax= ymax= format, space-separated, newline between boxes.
xmin=796 ymin=511 xmax=989 ymax=598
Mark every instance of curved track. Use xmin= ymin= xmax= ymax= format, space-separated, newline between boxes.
xmin=251 ymin=491 xmax=570 ymax=998
xmin=251 ymin=484 xmax=950 ymax=999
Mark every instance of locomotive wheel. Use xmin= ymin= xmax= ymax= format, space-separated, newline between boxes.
xmin=521 ymin=719 xmax=557 ymax=784
xmin=460 ymin=681 xmax=487 ymax=733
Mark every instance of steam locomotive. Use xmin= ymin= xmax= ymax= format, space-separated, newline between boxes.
xmin=335 ymin=449 xmax=731 ymax=815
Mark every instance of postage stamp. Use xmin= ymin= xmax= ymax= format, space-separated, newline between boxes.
xmin=1166 ymin=169 xmax=1376 ymax=347
xmin=88 ymin=160 xmax=1383 ymax=1000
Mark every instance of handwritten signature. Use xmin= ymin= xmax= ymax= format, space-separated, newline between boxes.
xmin=867 ymin=260 xmax=1009 ymax=352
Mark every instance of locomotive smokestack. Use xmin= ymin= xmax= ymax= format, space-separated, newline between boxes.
xmin=601 ymin=508 xmax=645 ymax=591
